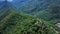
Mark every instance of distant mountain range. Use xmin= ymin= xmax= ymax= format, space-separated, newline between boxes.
xmin=0 ymin=0 xmax=60 ymax=14
xmin=10 ymin=0 xmax=60 ymax=13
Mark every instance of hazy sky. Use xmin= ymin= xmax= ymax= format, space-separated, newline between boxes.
xmin=0 ymin=0 xmax=4 ymax=1
xmin=7 ymin=0 xmax=13 ymax=2
xmin=0 ymin=0 xmax=13 ymax=2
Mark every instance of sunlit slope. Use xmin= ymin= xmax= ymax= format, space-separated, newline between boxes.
xmin=0 ymin=9 xmax=58 ymax=34
xmin=0 ymin=9 xmax=36 ymax=34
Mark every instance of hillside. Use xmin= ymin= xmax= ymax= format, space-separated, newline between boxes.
xmin=0 ymin=0 xmax=60 ymax=14
xmin=11 ymin=0 xmax=60 ymax=14
xmin=34 ymin=5 xmax=60 ymax=24
xmin=0 ymin=0 xmax=60 ymax=34
xmin=34 ymin=5 xmax=60 ymax=33
xmin=0 ymin=9 xmax=59 ymax=34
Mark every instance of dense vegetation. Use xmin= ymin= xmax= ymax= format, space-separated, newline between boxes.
xmin=35 ymin=5 xmax=60 ymax=24
xmin=0 ymin=0 xmax=60 ymax=34
xmin=0 ymin=9 xmax=59 ymax=34
xmin=33 ymin=5 xmax=60 ymax=34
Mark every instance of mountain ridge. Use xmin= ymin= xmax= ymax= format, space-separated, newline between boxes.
xmin=0 ymin=0 xmax=60 ymax=14
xmin=0 ymin=9 xmax=59 ymax=34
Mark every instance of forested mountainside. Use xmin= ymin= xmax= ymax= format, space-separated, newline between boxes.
xmin=0 ymin=9 xmax=60 ymax=34
xmin=34 ymin=5 xmax=60 ymax=24
xmin=33 ymin=5 xmax=60 ymax=34
xmin=0 ymin=0 xmax=60 ymax=34
xmin=0 ymin=1 xmax=12 ymax=13
xmin=11 ymin=0 xmax=60 ymax=14
xmin=0 ymin=0 xmax=60 ymax=14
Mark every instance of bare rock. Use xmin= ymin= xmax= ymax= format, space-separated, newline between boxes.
xmin=55 ymin=23 xmax=60 ymax=28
